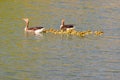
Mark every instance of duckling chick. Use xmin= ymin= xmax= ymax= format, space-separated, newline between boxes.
xmin=59 ymin=30 xmax=68 ymax=34
xmin=94 ymin=31 xmax=104 ymax=36
xmin=58 ymin=31 xmax=65 ymax=34
xmin=98 ymin=31 xmax=104 ymax=36
xmin=60 ymin=30 xmax=64 ymax=33
xmin=54 ymin=30 xmax=60 ymax=34
xmin=79 ymin=32 xmax=86 ymax=37
xmin=87 ymin=30 xmax=93 ymax=35
xmin=66 ymin=30 xmax=72 ymax=34
xmin=76 ymin=32 xmax=80 ymax=36
xmin=70 ymin=30 xmax=77 ymax=35
xmin=49 ymin=28 xmax=54 ymax=32
xmin=45 ymin=29 xmax=51 ymax=33
xmin=53 ymin=30 xmax=58 ymax=33
xmin=42 ymin=30 xmax=47 ymax=33
xmin=84 ymin=31 xmax=89 ymax=35
xmin=49 ymin=28 xmax=55 ymax=33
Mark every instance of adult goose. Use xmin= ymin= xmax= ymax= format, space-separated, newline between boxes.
xmin=23 ymin=18 xmax=45 ymax=34
xmin=60 ymin=19 xmax=74 ymax=31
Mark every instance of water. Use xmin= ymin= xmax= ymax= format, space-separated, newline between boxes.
xmin=0 ymin=0 xmax=120 ymax=80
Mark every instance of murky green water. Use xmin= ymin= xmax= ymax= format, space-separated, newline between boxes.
xmin=0 ymin=0 xmax=120 ymax=80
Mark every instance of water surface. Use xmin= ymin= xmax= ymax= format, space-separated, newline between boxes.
xmin=0 ymin=0 xmax=120 ymax=80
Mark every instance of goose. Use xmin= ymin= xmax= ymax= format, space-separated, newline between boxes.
xmin=23 ymin=18 xmax=45 ymax=34
xmin=60 ymin=19 xmax=74 ymax=31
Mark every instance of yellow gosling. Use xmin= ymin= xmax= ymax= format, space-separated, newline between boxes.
xmin=84 ymin=31 xmax=89 ymax=35
xmin=76 ymin=32 xmax=80 ymax=36
xmin=71 ymin=31 xmax=77 ymax=35
xmin=54 ymin=31 xmax=60 ymax=34
xmin=43 ymin=30 xmax=48 ymax=33
xmin=50 ymin=28 xmax=56 ymax=32
xmin=58 ymin=31 xmax=63 ymax=34
xmin=85 ymin=30 xmax=92 ymax=35
xmin=66 ymin=30 xmax=70 ymax=34
xmin=59 ymin=30 xmax=63 ymax=32
xmin=80 ymin=33 xmax=85 ymax=37
xmin=79 ymin=32 xmax=86 ymax=37
xmin=99 ymin=31 xmax=104 ymax=35
xmin=45 ymin=29 xmax=51 ymax=33
xmin=59 ymin=30 xmax=68 ymax=34
xmin=87 ymin=30 xmax=93 ymax=34
xmin=94 ymin=31 xmax=104 ymax=36
xmin=98 ymin=31 xmax=104 ymax=36
xmin=76 ymin=32 xmax=81 ymax=36
xmin=63 ymin=31 xmax=68 ymax=34
xmin=68 ymin=29 xmax=74 ymax=33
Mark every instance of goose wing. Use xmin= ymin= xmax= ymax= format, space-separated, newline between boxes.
xmin=28 ymin=26 xmax=44 ymax=31
xmin=65 ymin=24 xmax=74 ymax=28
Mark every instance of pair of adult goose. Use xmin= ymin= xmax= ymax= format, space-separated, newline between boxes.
xmin=23 ymin=18 xmax=74 ymax=34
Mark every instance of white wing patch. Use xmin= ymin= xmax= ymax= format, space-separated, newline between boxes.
xmin=35 ymin=28 xmax=45 ymax=34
